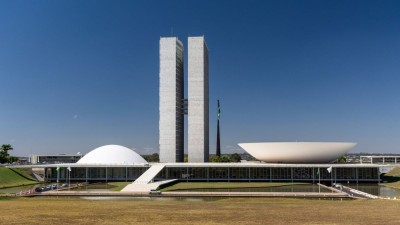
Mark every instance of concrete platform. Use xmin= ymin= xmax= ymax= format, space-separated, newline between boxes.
xmin=26 ymin=190 xmax=350 ymax=198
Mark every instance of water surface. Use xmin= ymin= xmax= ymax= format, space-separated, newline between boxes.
xmin=169 ymin=184 xmax=331 ymax=193
xmin=348 ymin=183 xmax=400 ymax=197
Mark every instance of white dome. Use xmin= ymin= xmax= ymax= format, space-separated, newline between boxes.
xmin=76 ymin=145 xmax=148 ymax=165
xmin=238 ymin=142 xmax=357 ymax=163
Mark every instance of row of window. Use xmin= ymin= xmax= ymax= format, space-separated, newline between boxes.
xmin=47 ymin=167 xmax=379 ymax=181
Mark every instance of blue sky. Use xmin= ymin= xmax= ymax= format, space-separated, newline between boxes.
xmin=1 ymin=0 xmax=400 ymax=156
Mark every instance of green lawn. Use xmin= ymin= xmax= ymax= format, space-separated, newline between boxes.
xmin=0 ymin=167 xmax=40 ymax=189
xmin=108 ymin=182 xmax=131 ymax=191
xmin=160 ymin=182 xmax=306 ymax=192
xmin=382 ymin=182 xmax=400 ymax=189
xmin=384 ymin=167 xmax=400 ymax=177
xmin=381 ymin=167 xmax=400 ymax=190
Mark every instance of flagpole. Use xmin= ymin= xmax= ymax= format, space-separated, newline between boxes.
xmin=67 ymin=166 xmax=71 ymax=191
xmin=216 ymin=100 xmax=221 ymax=157
xmin=57 ymin=169 xmax=59 ymax=193
xmin=56 ymin=166 xmax=60 ymax=193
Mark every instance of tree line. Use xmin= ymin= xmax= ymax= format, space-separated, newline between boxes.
xmin=0 ymin=144 xmax=18 ymax=164
xmin=141 ymin=153 xmax=242 ymax=163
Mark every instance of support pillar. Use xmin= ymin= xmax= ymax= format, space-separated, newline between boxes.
xmin=356 ymin=167 xmax=358 ymax=184
xmin=270 ymin=168 xmax=272 ymax=182
xmin=291 ymin=168 xmax=293 ymax=183
xmin=312 ymin=168 xmax=315 ymax=183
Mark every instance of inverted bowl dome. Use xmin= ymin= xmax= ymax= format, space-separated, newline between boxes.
xmin=77 ymin=145 xmax=147 ymax=165
xmin=238 ymin=142 xmax=356 ymax=163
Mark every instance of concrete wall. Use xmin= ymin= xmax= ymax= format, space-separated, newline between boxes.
xmin=188 ymin=36 xmax=209 ymax=162
xmin=159 ymin=37 xmax=184 ymax=162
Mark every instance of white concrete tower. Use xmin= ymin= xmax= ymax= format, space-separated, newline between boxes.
xmin=159 ymin=37 xmax=184 ymax=163
xmin=188 ymin=36 xmax=209 ymax=162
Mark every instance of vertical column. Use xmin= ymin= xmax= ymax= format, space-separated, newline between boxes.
xmin=270 ymin=168 xmax=272 ymax=182
xmin=312 ymin=168 xmax=315 ymax=183
xmin=188 ymin=36 xmax=209 ymax=162
xmin=291 ymin=168 xmax=293 ymax=182
xmin=186 ymin=167 xmax=189 ymax=182
xmin=334 ymin=168 xmax=337 ymax=183
xmin=207 ymin=167 xmax=209 ymax=182
xmin=356 ymin=168 xmax=358 ymax=183
xmin=377 ymin=168 xmax=380 ymax=183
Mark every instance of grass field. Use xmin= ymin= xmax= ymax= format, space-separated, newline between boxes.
xmin=383 ymin=182 xmax=400 ymax=189
xmin=160 ymin=182 xmax=305 ymax=192
xmin=381 ymin=167 xmax=400 ymax=190
xmin=0 ymin=167 xmax=40 ymax=189
xmin=0 ymin=197 xmax=399 ymax=225
xmin=108 ymin=182 xmax=131 ymax=191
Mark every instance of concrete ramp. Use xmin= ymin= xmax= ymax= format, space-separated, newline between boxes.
xmin=121 ymin=179 xmax=176 ymax=192
xmin=120 ymin=164 xmax=171 ymax=193
xmin=134 ymin=164 xmax=165 ymax=184
xmin=32 ymin=173 xmax=44 ymax=182
xmin=341 ymin=185 xmax=380 ymax=199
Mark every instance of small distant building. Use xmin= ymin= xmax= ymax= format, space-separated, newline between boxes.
xmin=30 ymin=154 xmax=83 ymax=164
xmin=360 ymin=155 xmax=400 ymax=164
xmin=16 ymin=157 xmax=29 ymax=165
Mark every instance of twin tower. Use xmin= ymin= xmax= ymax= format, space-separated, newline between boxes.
xmin=159 ymin=36 xmax=209 ymax=163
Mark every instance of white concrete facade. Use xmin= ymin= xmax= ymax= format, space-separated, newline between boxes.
xmin=159 ymin=37 xmax=184 ymax=163
xmin=188 ymin=36 xmax=209 ymax=162
xmin=238 ymin=142 xmax=357 ymax=163
xmin=76 ymin=145 xmax=147 ymax=165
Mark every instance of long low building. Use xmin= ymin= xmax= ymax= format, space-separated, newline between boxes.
xmin=15 ymin=162 xmax=382 ymax=183
xmin=11 ymin=145 xmax=385 ymax=184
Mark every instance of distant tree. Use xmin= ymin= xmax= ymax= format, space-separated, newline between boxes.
xmin=210 ymin=155 xmax=219 ymax=162
xmin=0 ymin=144 xmax=14 ymax=164
xmin=220 ymin=156 xmax=230 ymax=162
xmin=151 ymin=153 xmax=159 ymax=162
xmin=184 ymin=155 xmax=188 ymax=162
xmin=143 ymin=153 xmax=159 ymax=162
xmin=210 ymin=155 xmax=230 ymax=162
xmin=337 ymin=155 xmax=347 ymax=163
xmin=8 ymin=156 xmax=19 ymax=163
xmin=229 ymin=153 xmax=242 ymax=162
